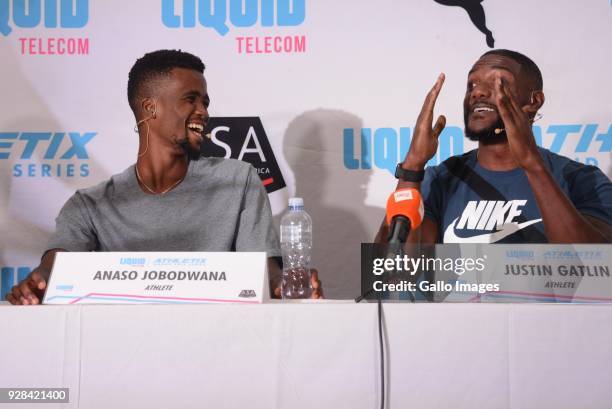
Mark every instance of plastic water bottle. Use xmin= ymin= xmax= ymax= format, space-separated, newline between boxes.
xmin=280 ymin=197 xmax=312 ymax=299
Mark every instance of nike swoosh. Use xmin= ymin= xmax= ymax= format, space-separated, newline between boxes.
xmin=443 ymin=218 xmax=543 ymax=243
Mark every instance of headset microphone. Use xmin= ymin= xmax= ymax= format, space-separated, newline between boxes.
xmin=135 ymin=104 xmax=157 ymax=157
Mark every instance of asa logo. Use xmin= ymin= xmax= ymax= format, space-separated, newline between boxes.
xmin=0 ymin=0 xmax=89 ymax=36
xmin=202 ymin=117 xmax=286 ymax=193
xmin=238 ymin=289 xmax=256 ymax=298
xmin=444 ymin=200 xmax=542 ymax=243
xmin=161 ymin=0 xmax=305 ymax=36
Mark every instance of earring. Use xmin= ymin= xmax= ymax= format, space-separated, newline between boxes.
xmin=530 ymin=113 xmax=543 ymax=124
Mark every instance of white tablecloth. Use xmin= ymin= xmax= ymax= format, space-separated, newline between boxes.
xmin=1 ymin=302 xmax=611 ymax=409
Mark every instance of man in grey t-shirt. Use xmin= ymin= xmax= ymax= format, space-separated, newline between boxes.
xmin=46 ymin=158 xmax=279 ymax=255
xmin=7 ymin=49 xmax=321 ymax=304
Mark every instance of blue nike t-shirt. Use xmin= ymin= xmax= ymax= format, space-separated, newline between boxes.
xmin=421 ymin=148 xmax=612 ymax=243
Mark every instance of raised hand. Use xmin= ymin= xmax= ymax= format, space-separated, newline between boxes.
xmin=404 ymin=73 xmax=447 ymax=170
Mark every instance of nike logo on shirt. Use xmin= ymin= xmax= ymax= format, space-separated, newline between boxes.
xmin=443 ymin=200 xmax=542 ymax=243
xmin=444 ymin=217 xmax=542 ymax=243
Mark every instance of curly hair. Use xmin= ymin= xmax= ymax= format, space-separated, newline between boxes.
xmin=127 ymin=49 xmax=205 ymax=114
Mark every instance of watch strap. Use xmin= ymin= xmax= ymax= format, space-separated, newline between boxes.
xmin=395 ymin=163 xmax=425 ymax=182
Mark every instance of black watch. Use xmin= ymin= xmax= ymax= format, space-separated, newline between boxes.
xmin=394 ymin=163 xmax=425 ymax=182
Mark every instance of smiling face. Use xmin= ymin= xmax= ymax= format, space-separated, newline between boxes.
xmin=150 ymin=67 xmax=210 ymax=159
xmin=463 ymin=54 xmax=531 ymax=142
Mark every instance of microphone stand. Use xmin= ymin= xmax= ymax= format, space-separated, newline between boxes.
xmin=355 ymin=216 xmax=415 ymax=303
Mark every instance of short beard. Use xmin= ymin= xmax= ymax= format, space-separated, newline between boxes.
xmin=177 ymin=137 xmax=202 ymax=161
xmin=463 ymin=110 xmax=508 ymax=145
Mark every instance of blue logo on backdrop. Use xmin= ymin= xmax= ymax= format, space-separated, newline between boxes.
xmin=343 ymin=126 xmax=464 ymax=172
xmin=532 ymin=124 xmax=612 ymax=167
xmin=343 ymin=124 xmax=612 ymax=173
xmin=1 ymin=266 xmax=31 ymax=300
xmin=0 ymin=131 xmax=96 ymax=177
xmin=161 ymin=0 xmax=305 ymax=35
xmin=0 ymin=0 xmax=89 ymax=36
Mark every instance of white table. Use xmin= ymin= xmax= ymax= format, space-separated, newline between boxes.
xmin=1 ymin=302 xmax=611 ymax=409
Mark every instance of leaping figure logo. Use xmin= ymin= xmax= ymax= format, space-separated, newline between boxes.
xmin=434 ymin=0 xmax=495 ymax=47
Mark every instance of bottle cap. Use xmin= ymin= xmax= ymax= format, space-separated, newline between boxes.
xmin=288 ymin=197 xmax=304 ymax=207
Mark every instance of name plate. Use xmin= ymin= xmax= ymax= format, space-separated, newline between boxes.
xmin=441 ymin=244 xmax=612 ymax=303
xmin=361 ymin=244 xmax=612 ymax=303
xmin=43 ymin=252 xmax=268 ymax=304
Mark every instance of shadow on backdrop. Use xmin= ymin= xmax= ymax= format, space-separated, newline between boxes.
xmin=280 ymin=109 xmax=381 ymax=299
xmin=0 ymin=41 xmax=111 ymax=270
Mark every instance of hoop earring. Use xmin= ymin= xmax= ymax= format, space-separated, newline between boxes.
xmin=531 ymin=112 xmax=543 ymax=124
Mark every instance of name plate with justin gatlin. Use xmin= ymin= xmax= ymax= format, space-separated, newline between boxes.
xmin=43 ymin=252 xmax=268 ymax=304
xmin=434 ymin=244 xmax=612 ymax=303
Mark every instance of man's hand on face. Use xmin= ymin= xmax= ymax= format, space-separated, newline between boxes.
xmin=494 ymin=73 xmax=542 ymax=171
xmin=6 ymin=271 xmax=47 ymax=305
xmin=403 ymin=73 xmax=447 ymax=170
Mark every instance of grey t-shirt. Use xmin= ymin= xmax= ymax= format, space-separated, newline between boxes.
xmin=47 ymin=158 xmax=281 ymax=257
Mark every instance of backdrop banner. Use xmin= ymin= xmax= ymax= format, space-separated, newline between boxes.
xmin=1 ymin=0 xmax=610 ymax=299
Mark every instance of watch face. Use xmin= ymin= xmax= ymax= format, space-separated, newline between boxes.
xmin=395 ymin=164 xmax=403 ymax=179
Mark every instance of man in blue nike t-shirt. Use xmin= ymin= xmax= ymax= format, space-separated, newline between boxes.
xmin=377 ymin=49 xmax=612 ymax=244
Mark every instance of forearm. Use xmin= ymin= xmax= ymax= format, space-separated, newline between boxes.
xmin=526 ymin=163 xmax=608 ymax=243
xmin=7 ymin=249 xmax=62 ymax=305
xmin=37 ymin=249 xmax=63 ymax=281
xmin=374 ymin=73 xmax=446 ymax=244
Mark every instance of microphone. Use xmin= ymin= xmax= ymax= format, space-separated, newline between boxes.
xmin=354 ymin=188 xmax=424 ymax=303
xmin=386 ymin=188 xmax=424 ymax=244
xmin=494 ymin=113 xmax=542 ymax=135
